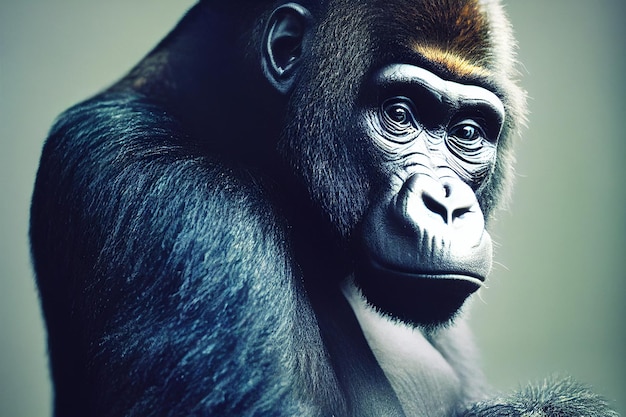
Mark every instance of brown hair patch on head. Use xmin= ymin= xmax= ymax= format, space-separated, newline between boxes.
xmin=414 ymin=44 xmax=491 ymax=78
xmin=377 ymin=0 xmax=493 ymax=71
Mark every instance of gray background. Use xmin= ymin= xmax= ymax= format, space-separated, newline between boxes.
xmin=0 ymin=1 xmax=623 ymax=416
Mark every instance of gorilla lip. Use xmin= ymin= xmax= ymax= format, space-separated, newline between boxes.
xmin=364 ymin=257 xmax=486 ymax=287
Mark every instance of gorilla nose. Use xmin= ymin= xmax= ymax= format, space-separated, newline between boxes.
xmin=395 ymin=174 xmax=483 ymax=233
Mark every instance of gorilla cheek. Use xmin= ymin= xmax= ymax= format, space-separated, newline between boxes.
xmin=354 ymin=173 xmax=492 ymax=325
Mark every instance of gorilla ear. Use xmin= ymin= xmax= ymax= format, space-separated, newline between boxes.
xmin=262 ymin=3 xmax=312 ymax=94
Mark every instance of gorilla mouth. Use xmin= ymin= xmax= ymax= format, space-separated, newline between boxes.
xmin=367 ymin=257 xmax=487 ymax=286
xmin=354 ymin=258 xmax=485 ymax=325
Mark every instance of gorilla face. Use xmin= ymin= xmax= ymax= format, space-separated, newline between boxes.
xmin=355 ymin=64 xmax=505 ymax=325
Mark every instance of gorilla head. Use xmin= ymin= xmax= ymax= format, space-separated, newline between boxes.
xmin=257 ymin=0 xmax=525 ymax=325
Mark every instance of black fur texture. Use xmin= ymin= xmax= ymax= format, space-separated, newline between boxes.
xmin=462 ymin=377 xmax=619 ymax=417
xmin=30 ymin=1 xmax=617 ymax=416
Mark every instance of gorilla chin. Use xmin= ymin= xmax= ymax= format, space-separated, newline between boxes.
xmin=354 ymin=219 xmax=491 ymax=325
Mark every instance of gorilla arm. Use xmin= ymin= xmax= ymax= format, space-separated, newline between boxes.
xmin=30 ymin=93 xmax=314 ymax=416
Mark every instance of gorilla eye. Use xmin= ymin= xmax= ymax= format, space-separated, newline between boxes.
xmin=448 ymin=120 xmax=486 ymax=143
xmin=387 ymin=104 xmax=409 ymax=123
xmin=445 ymin=118 xmax=497 ymax=185
xmin=379 ymin=97 xmax=419 ymax=143
xmin=454 ymin=124 xmax=479 ymax=141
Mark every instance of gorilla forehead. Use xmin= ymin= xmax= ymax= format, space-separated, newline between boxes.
xmin=370 ymin=0 xmax=492 ymax=69
xmin=301 ymin=0 xmax=495 ymax=80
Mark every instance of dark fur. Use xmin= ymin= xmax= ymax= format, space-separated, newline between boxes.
xmin=32 ymin=94 xmax=308 ymax=416
xmin=462 ymin=377 xmax=619 ymax=417
xmin=30 ymin=1 xmax=616 ymax=416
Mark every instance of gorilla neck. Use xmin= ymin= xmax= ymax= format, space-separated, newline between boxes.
xmin=342 ymin=279 xmax=462 ymax=417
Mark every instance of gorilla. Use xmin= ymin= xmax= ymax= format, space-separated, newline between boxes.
xmin=30 ymin=1 xmax=617 ymax=416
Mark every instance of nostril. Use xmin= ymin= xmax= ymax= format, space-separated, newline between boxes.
xmin=452 ymin=207 xmax=471 ymax=221
xmin=422 ymin=191 xmax=449 ymax=224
